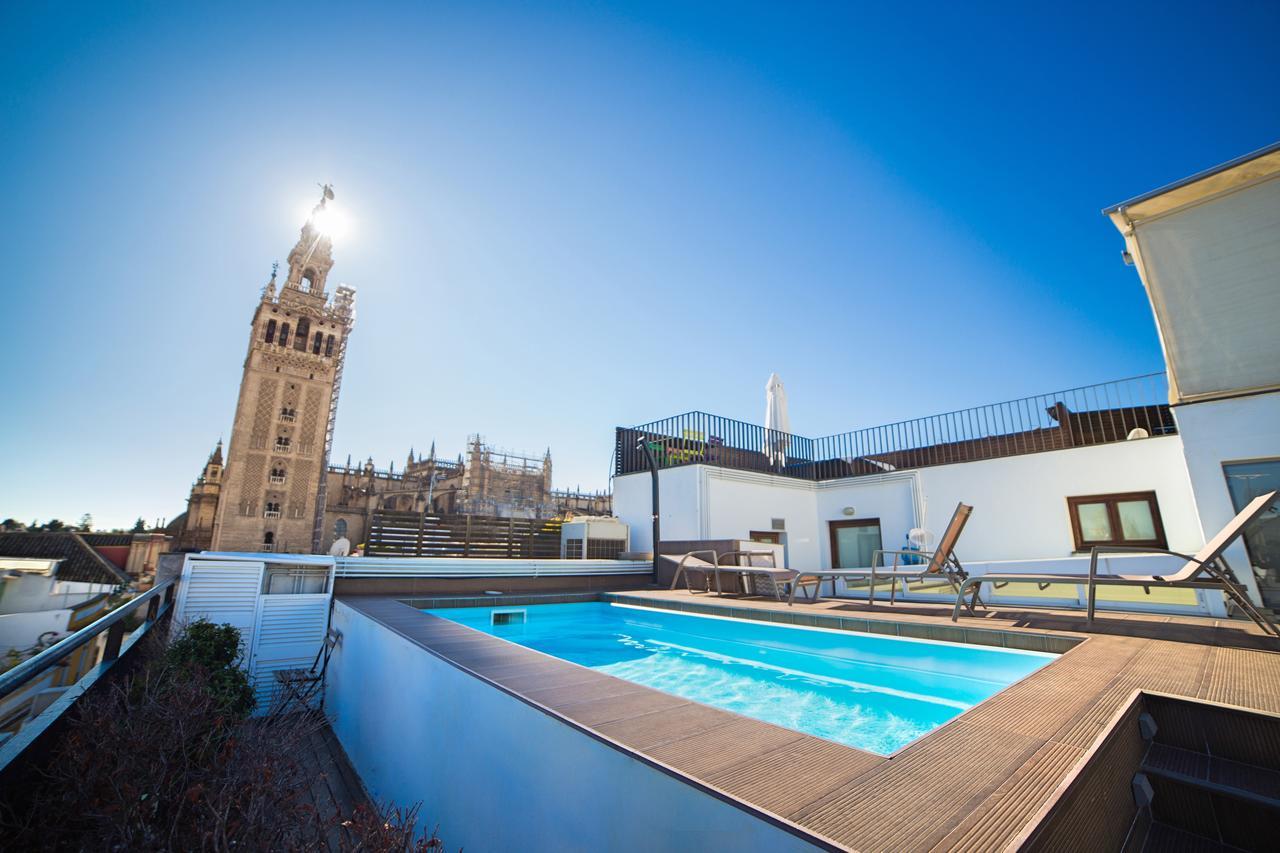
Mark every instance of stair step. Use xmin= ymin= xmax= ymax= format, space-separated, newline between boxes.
xmin=1143 ymin=822 xmax=1247 ymax=853
xmin=1142 ymin=743 xmax=1280 ymax=809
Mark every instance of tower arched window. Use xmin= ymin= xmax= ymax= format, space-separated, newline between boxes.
xmin=279 ymin=323 xmax=291 ymax=347
xmin=265 ymin=319 xmax=277 ymax=343
xmin=312 ymin=331 xmax=323 ymax=354
xmin=325 ymin=334 xmax=335 ymax=357
xmin=302 ymin=268 xmax=317 ymax=292
xmin=262 ymin=531 xmax=275 ymax=552
xmin=294 ymin=317 xmax=310 ymax=351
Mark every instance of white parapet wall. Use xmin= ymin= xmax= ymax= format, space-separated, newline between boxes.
xmin=617 ymin=435 xmax=1199 ymax=568
xmin=325 ymin=600 xmax=822 ymax=852
xmin=332 ymin=556 xmax=652 ymax=578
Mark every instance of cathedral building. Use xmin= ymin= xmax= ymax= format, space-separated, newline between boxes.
xmin=320 ymin=437 xmax=612 ymax=552
xmin=174 ymin=441 xmax=222 ymax=551
xmin=174 ymin=186 xmax=609 ymax=555
xmin=210 ymin=186 xmax=356 ymax=554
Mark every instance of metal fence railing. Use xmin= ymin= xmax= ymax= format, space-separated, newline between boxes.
xmin=0 ymin=581 xmax=177 ymax=774
xmin=615 ymin=374 xmax=1175 ymax=482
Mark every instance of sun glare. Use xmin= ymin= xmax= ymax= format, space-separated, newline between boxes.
xmin=312 ymin=203 xmax=349 ymax=240
xmin=299 ymin=199 xmax=350 ymax=241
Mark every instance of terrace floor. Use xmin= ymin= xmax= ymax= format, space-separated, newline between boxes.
xmin=300 ymin=719 xmax=373 ymax=851
xmin=341 ymin=589 xmax=1280 ymax=852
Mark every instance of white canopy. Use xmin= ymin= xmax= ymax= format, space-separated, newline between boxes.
xmin=764 ymin=373 xmax=790 ymax=465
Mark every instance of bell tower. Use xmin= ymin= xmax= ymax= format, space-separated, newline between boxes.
xmin=212 ymin=186 xmax=357 ymax=554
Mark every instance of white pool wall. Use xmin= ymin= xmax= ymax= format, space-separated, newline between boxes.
xmin=325 ymin=600 xmax=823 ymax=852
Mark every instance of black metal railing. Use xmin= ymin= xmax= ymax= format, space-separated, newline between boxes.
xmin=615 ymin=373 xmax=1175 ymax=482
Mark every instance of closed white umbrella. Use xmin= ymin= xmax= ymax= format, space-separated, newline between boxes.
xmin=764 ymin=373 xmax=790 ymax=466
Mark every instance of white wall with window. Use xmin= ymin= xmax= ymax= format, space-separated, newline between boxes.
xmin=616 ymin=434 xmax=1199 ymax=566
xmin=614 ymin=432 xmax=1224 ymax=612
xmin=1172 ymin=392 xmax=1280 ymax=608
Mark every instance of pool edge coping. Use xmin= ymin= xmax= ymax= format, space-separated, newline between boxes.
xmin=336 ymin=594 xmax=856 ymax=852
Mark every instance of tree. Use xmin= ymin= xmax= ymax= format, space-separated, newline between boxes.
xmin=0 ymin=518 xmax=22 ymax=531
xmin=78 ymin=513 xmax=93 ymax=532
xmin=42 ymin=519 xmax=66 ymax=532
xmin=130 ymin=517 xmax=147 ymax=533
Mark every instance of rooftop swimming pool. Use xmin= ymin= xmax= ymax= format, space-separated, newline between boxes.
xmin=425 ymin=602 xmax=1057 ymax=755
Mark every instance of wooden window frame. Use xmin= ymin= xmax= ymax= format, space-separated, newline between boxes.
xmin=748 ymin=530 xmax=781 ymax=544
xmin=828 ymin=518 xmax=882 ymax=569
xmin=1066 ymin=491 xmax=1167 ymax=551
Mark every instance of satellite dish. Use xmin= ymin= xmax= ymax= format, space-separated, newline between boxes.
xmin=1126 ymin=428 xmax=1150 ymax=440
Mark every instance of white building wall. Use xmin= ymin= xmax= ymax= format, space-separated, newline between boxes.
xmin=613 ymin=465 xmax=704 ymax=552
xmin=0 ymin=573 xmax=114 ymax=615
xmin=326 ymin=601 xmax=821 ymax=852
xmin=615 ymin=435 xmax=1200 ymax=570
xmin=913 ymin=435 xmax=1200 ymax=561
xmin=703 ymin=472 xmax=820 ymax=567
xmin=1172 ymin=391 xmax=1280 ymax=603
xmin=0 ymin=608 xmax=73 ymax=654
xmin=814 ymin=475 xmax=920 ymax=569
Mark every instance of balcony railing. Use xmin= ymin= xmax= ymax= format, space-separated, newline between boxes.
xmin=274 ymin=441 xmax=291 ymax=452
xmin=0 ymin=581 xmax=177 ymax=773
xmin=279 ymin=412 xmax=296 ymax=423
xmin=269 ymin=475 xmax=286 ymax=485
xmin=615 ymin=373 xmax=1175 ymax=482
xmin=264 ymin=510 xmax=282 ymax=519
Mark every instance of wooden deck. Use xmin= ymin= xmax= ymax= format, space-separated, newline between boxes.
xmin=340 ymin=590 xmax=1280 ymax=852
xmin=298 ymin=720 xmax=373 ymax=851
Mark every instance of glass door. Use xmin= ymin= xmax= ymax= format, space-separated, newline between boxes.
xmin=829 ymin=520 xmax=882 ymax=569
xmin=1224 ymin=459 xmax=1280 ymax=609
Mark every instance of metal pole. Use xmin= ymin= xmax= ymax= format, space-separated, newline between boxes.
xmin=638 ymin=438 xmax=661 ymax=556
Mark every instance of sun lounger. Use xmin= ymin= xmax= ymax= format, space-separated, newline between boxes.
xmin=669 ymin=549 xmax=819 ymax=602
xmin=787 ymin=503 xmax=975 ymax=606
xmin=949 ymin=490 xmax=1279 ymax=637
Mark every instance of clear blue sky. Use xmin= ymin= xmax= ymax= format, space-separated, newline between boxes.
xmin=1 ymin=1 xmax=1277 ymax=529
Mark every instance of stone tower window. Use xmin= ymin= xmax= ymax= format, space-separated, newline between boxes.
xmin=262 ymin=531 xmax=275 ymax=552
xmin=279 ymin=323 xmax=291 ymax=347
xmin=294 ymin=317 xmax=310 ymax=352
xmin=265 ymin=319 xmax=277 ymax=343
xmin=312 ymin=331 xmax=323 ymax=354
xmin=302 ymin=268 xmax=317 ymax=292
xmin=325 ymin=334 xmax=335 ymax=357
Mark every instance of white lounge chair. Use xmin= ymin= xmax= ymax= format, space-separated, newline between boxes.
xmin=786 ymin=503 xmax=975 ymax=607
xmin=669 ymin=549 xmax=818 ymax=602
xmin=949 ymin=490 xmax=1279 ymax=638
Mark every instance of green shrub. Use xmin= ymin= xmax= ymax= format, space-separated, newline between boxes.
xmin=164 ymin=619 xmax=255 ymax=716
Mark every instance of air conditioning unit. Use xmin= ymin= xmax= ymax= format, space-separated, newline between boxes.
xmin=561 ymin=517 xmax=630 ymax=560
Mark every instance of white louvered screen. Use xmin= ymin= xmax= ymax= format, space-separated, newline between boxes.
xmin=173 ymin=559 xmax=265 ymax=665
xmin=249 ymin=595 xmax=331 ymax=712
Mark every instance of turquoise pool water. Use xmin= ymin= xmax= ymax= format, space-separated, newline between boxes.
xmin=425 ymin=601 xmax=1056 ymax=755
